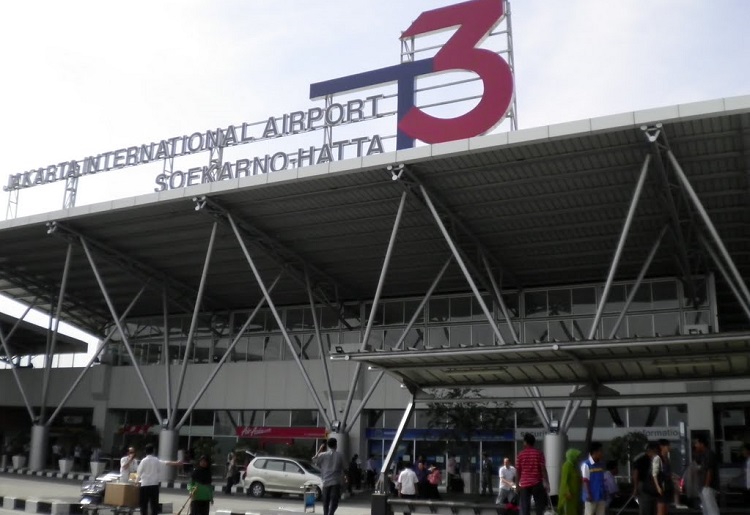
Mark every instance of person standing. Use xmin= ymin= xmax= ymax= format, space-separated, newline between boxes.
xmin=481 ymin=453 xmax=494 ymax=496
xmin=51 ymin=442 xmax=62 ymax=467
xmin=632 ymin=442 xmax=660 ymax=515
xmin=581 ymin=442 xmax=607 ymax=515
xmin=313 ymin=438 xmax=347 ymax=515
xmin=188 ymin=455 xmax=213 ymax=515
xmin=136 ymin=444 xmax=182 ymax=515
xmin=654 ymin=439 xmax=673 ymax=515
xmin=557 ymin=449 xmax=581 ymax=515
xmin=516 ymin=433 xmax=549 ymax=515
xmin=397 ymin=462 xmax=419 ymax=504
xmin=427 ymin=464 xmax=442 ymax=499
xmin=120 ymin=446 xmax=138 ymax=483
xmin=496 ymin=457 xmax=518 ymax=505
xmin=446 ymin=455 xmax=457 ymax=492
xmin=365 ymin=455 xmax=377 ymax=490
xmin=693 ymin=435 xmax=720 ymax=515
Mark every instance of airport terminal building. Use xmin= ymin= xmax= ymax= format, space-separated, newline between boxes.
xmin=0 ymin=1 xmax=748 ymax=494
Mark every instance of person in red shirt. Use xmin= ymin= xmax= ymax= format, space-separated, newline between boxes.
xmin=515 ymin=433 xmax=550 ymax=515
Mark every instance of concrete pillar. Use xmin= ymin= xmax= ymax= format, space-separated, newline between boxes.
xmin=543 ymin=433 xmax=567 ymax=496
xmin=158 ymin=429 xmax=178 ymax=481
xmin=29 ymin=425 xmax=49 ymax=472
xmin=330 ymin=432 xmax=349 ymax=460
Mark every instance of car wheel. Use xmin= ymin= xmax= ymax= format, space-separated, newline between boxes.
xmin=314 ymin=487 xmax=322 ymax=501
xmin=249 ymin=481 xmax=265 ymax=498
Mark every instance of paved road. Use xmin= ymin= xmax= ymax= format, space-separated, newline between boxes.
xmin=0 ymin=475 xmax=373 ymax=515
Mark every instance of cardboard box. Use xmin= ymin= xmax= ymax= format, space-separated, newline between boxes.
xmin=104 ymin=482 xmax=140 ymax=507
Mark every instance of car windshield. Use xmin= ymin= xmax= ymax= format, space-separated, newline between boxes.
xmin=298 ymin=460 xmax=320 ymax=474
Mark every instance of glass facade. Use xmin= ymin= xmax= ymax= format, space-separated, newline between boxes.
xmin=102 ymin=276 xmax=715 ymax=366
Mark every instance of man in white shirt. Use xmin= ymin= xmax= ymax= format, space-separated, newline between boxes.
xmin=397 ymin=463 xmax=419 ymax=498
xmin=496 ymin=457 xmax=517 ymax=505
xmin=120 ymin=447 xmax=138 ymax=483
xmin=136 ymin=444 xmax=181 ymax=515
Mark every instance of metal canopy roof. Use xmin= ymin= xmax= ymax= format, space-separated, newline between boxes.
xmin=0 ymin=96 xmax=748 ymax=334
xmin=0 ymin=312 xmax=87 ymax=357
xmin=338 ymin=332 xmax=750 ymax=390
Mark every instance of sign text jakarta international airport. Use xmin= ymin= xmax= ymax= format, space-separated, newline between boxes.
xmin=4 ymin=0 xmax=514 ymax=194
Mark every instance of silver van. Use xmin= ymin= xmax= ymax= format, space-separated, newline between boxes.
xmin=243 ymin=456 xmax=323 ymax=499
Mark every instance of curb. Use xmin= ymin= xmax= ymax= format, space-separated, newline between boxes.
xmin=0 ymin=495 xmax=173 ymax=515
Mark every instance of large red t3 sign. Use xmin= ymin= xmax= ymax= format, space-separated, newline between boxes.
xmin=310 ymin=0 xmax=514 ymax=150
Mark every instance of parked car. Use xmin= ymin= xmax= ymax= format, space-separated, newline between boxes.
xmin=242 ymin=456 xmax=322 ymax=499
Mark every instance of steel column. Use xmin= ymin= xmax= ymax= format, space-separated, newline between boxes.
xmin=698 ymin=233 xmax=750 ymax=323
xmin=175 ymin=273 xmax=283 ymax=430
xmin=162 ymin=290 xmax=172 ymax=422
xmin=305 ymin=269 xmax=338 ymax=423
xmin=420 ymin=185 xmax=506 ymax=345
xmin=342 ymin=192 xmax=407 ymax=430
xmin=377 ymin=395 xmax=416 ymax=493
xmin=170 ymin=222 xmax=218 ymax=426
xmin=40 ymin=243 xmax=73 ymax=421
xmin=346 ymin=255 xmax=453 ymax=429
xmin=227 ymin=214 xmax=332 ymax=428
xmin=482 ymin=256 xmax=519 ymax=343
xmin=80 ymin=238 xmax=163 ymax=422
xmin=584 ymin=397 xmax=598 ymax=451
xmin=668 ymin=150 xmax=750 ymax=307
xmin=607 ymin=224 xmax=669 ymax=339
xmin=46 ymin=285 xmax=147 ymax=426
xmin=588 ymin=154 xmax=652 ymax=340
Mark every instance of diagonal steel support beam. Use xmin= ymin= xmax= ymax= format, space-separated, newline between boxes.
xmin=80 ymin=237 xmax=163 ymax=423
xmin=175 ymin=272 xmax=284 ymax=430
xmin=163 ymin=290 xmax=173 ymax=422
xmin=607 ymin=224 xmax=669 ymax=339
xmin=0 ymin=299 xmax=40 ymax=421
xmin=305 ymin=269 xmax=338 ymax=423
xmin=40 ymin=243 xmax=73 ymax=422
xmin=376 ymin=393 xmax=416 ymax=494
xmin=421 ymin=185 xmax=506 ymax=345
xmin=227 ymin=213 xmax=332 ymax=429
xmin=46 ymin=285 xmax=147 ymax=427
xmin=346 ymin=254 xmax=452 ymax=430
xmin=667 ymin=150 xmax=750 ymax=307
xmin=341 ymin=192 xmax=407 ymax=430
xmin=697 ymin=233 xmax=750 ymax=323
xmin=170 ymin=222 xmax=218 ymax=426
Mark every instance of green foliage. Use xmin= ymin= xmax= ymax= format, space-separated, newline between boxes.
xmin=609 ymin=431 xmax=648 ymax=465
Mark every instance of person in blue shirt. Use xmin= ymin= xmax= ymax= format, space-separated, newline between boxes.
xmin=580 ymin=442 xmax=607 ymax=515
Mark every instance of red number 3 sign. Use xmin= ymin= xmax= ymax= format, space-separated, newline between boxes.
xmin=310 ymin=0 xmax=514 ymax=150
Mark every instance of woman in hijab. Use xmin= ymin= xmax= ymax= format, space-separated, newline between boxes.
xmin=188 ymin=455 xmax=214 ymax=515
xmin=557 ymin=448 xmax=582 ymax=515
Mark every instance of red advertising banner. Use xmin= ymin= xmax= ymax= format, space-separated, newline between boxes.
xmin=235 ymin=426 xmax=327 ymax=439
xmin=119 ymin=424 xmax=153 ymax=435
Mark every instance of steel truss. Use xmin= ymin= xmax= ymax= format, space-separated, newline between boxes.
xmin=560 ymin=124 xmax=750 ymax=434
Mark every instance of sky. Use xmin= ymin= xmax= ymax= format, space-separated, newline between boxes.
xmin=0 ymin=0 xmax=748 ymax=359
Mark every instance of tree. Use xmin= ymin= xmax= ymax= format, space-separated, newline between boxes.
xmin=609 ymin=431 xmax=648 ymax=477
xmin=426 ymin=388 xmax=534 ymax=470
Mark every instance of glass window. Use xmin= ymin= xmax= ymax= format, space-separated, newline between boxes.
xmin=401 ymin=328 xmax=424 ymax=350
xmin=383 ymin=328 xmax=402 ymax=350
xmin=384 ymin=302 xmax=404 ymax=326
xmin=285 ymin=462 xmax=303 ymax=474
xmin=320 ymin=306 xmax=340 ymax=330
xmin=628 ymin=406 xmax=666 ymax=427
xmin=628 ymin=283 xmax=652 ymax=311
xmin=364 ymin=303 xmax=383 ymax=326
xmin=263 ymin=309 xmax=279 ymax=332
xmin=572 ymin=318 xmax=593 ymax=340
xmin=383 ymin=410 xmax=406 ymax=428
xmin=263 ymin=335 xmax=282 ymax=361
xmin=254 ymin=459 xmax=268 ymax=469
xmin=684 ymin=311 xmax=711 ymax=328
xmin=548 ymin=289 xmax=571 ymax=317
xmin=496 ymin=293 xmax=520 ymax=319
xmin=191 ymin=410 xmax=214 ymax=426
xmin=403 ymin=300 xmax=425 ymax=324
xmin=429 ymin=298 xmax=450 ymax=323
xmin=341 ymin=331 xmax=360 ymax=345
xmin=291 ymin=410 xmax=318 ymax=426
xmin=549 ymin=320 xmax=573 ymax=342
xmin=666 ymin=406 xmax=688 ymax=427
xmin=321 ymin=332 xmax=339 ymax=353
xmin=683 ymin=277 xmax=708 ymax=308
xmin=264 ymin=410 xmax=290 ymax=426
xmin=524 ymin=291 xmax=547 ymax=318
xmin=472 ymin=324 xmax=493 ymax=346
xmin=265 ymin=460 xmax=285 ymax=472
xmin=294 ymin=333 xmax=318 ymax=359
xmin=285 ymin=308 xmax=304 ymax=331
xmin=450 ymin=325 xmax=471 ymax=347
xmin=652 ymin=280 xmax=679 ymax=309
xmin=654 ymin=313 xmax=680 ymax=337
xmin=428 ymin=326 xmax=450 ymax=348
xmin=599 ymin=285 xmax=626 ymax=313
xmin=627 ymin=315 xmax=654 ymax=338
xmin=572 ymin=288 xmax=596 ymax=315
xmin=524 ymin=321 xmax=548 ymax=343
xmin=367 ymin=329 xmax=384 ymax=351
xmin=451 ymin=297 xmax=472 ymax=322
xmin=367 ymin=410 xmax=384 ymax=428
xmin=471 ymin=294 xmax=494 ymax=321
xmin=601 ymin=317 xmax=625 ymax=339
xmin=498 ymin=322 xmax=521 ymax=345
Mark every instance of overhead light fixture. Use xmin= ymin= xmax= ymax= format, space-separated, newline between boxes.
xmin=334 ymin=346 xmax=344 ymax=354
